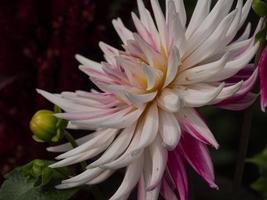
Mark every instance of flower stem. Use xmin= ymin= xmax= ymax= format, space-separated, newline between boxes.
xmin=63 ymin=130 xmax=87 ymax=170
xmin=63 ymin=130 xmax=104 ymax=199
xmin=232 ymin=21 xmax=267 ymax=198
xmin=232 ymin=107 xmax=253 ymax=199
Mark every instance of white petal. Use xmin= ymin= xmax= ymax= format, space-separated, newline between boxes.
xmin=159 ymin=109 xmax=181 ymax=150
xmin=167 ymin=0 xmax=186 ymax=27
xmin=124 ymin=91 xmax=157 ymax=107
xmin=166 ymin=4 xmax=186 ymax=54
xmin=144 ymin=9 xmax=161 ymax=51
xmin=102 ymin=122 xmax=143 ymax=169
xmin=112 ymin=18 xmax=134 ymax=44
xmin=209 ymin=42 xmax=259 ymax=81
xmin=183 ymin=10 xmax=236 ymax=67
xmin=236 ymin=23 xmax=251 ymax=42
xmin=177 ymin=83 xmax=225 ymax=107
xmin=133 ymin=34 xmax=164 ymax=69
xmin=131 ymin=102 xmax=159 ymax=154
xmin=109 ymin=155 xmax=144 ymax=200
xmin=56 ymin=168 xmax=103 ymax=189
xmin=56 ymin=129 xmax=118 ymax=159
xmin=68 ymin=106 xmax=144 ymax=129
xmin=177 ymin=108 xmax=219 ymax=148
xmin=239 ymin=0 xmax=253 ymax=28
xmin=132 ymin=12 xmax=155 ymax=48
xmin=176 ymin=53 xmax=228 ymax=85
xmin=150 ymin=0 xmax=167 ymax=51
xmin=137 ymin=0 xmax=148 ymax=27
xmin=143 ymin=64 xmax=163 ymax=90
xmin=183 ymin=0 xmax=234 ymax=58
xmin=75 ymin=54 xmax=103 ymax=71
xmin=224 ymin=0 xmax=242 ymax=44
xmin=147 ymin=136 xmax=167 ymax=190
xmin=88 ymin=125 xmax=136 ymax=168
xmin=209 ymin=81 xmax=243 ymax=104
xmin=47 ymin=132 xmax=99 ymax=152
xmin=186 ymin=0 xmax=211 ymax=38
xmin=157 ymin=88 xmax=182 ymax=112
xmin=99 ymin=42 xmax=119 ymax=66
xmin=164 ymin=47 xmax=180 ymax=87
xmin=87 ymin=170 xmax=114 ymax=185
xmin=36 ymin=89 xmax=96 ymax=112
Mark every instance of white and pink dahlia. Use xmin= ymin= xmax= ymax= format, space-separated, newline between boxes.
xmin=37 ymin=0 xmax=261 ymax=199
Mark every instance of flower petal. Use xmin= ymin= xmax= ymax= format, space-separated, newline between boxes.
xmin=147 ymin=136 xmax=168 ymax=190
xmin=177 ymin=83 xmax=225 ymax=107
xmin=185 ymin=0 xmax=211 ymax=38
xmin=55 ymin=129 xmax=118 ymax=159
xmin=159 ymin=109 xmax=181 ymax=150
xmin=160 ymin=178 xmax=178 ymax=200
xmin=87 ymin=170 xmax=114 ymax=185
xmin=88 ymin=125 xmax=135 ymax=168
xmin=259 ymin=47 xmax=267 ymax=112
xmin=178 ymin=133 xmax=218 ymax=189
xmin=131 ymin=102 xmax=159 ymax=154
xmin=109 ymin=154 xmax=144 ymax=200
xmin=168 ymin=151 xmax=188 ymax=200
xmin=176 ymin=53 xmax=228 ymax=85
xmin=177 ymin=108 xmax=219 ymax=149
xmin=157 ymin=88 xmax=182 ymax=113
xmin=164 ymin=47 xmax=180 ymax=87
xmin=112 ymin=18 xmax=133 ymax=44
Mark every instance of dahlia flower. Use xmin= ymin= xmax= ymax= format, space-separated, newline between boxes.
xmin=259 ymin=47 xmax=267 ymax=112
xmin=37 ymin=0 xmax=261 ymax=199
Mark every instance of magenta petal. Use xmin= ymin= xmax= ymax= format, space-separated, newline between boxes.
xmin=225 ymin=64 xmax=255 ymax=83
xmin=259 ymin=47 xmax=267 ymax=112
xmin=215 ymin=67 xmax=258 ymax=110
xmin=160 ymin=178 xmax=178 ymax=200
xmin=178 ymin=109 xmax=219 ymax=149
xmin=216 ymin=93 xmax=258 ymax=111
xmin=178 ymin=133 xmax=218 ymax=189
xmin=167 ymin=151 xmax=188 ymax=200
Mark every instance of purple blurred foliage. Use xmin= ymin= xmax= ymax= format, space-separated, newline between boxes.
xmin=0 ymin=0 xmax=136 ymax=182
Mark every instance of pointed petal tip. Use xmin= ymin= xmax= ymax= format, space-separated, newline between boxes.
xmin=261 ymin=102 xmax=267 ymax=112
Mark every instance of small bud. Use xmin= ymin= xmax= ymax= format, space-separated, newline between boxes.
xmin=30 ymin=110 xmax=61 ymax=143
xmin=252 ymin=0 xmax=267 ymax=17
xmin=22 ymin=160 xmax=54 ymax=186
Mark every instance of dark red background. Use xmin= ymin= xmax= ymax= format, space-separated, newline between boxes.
xmin=0 ymin=0 xmax=137 ymax=182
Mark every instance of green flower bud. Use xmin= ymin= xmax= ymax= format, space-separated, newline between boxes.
xmin=30 ymin=110 xmax=61 ymax=143
xmin=253 ymin=0 xmax=267 ymax=17
xmin=22 ymin=160 xmax=54 ymax=187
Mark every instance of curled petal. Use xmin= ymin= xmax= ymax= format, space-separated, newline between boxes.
xmin=168 ymin=151 xmax=188 ymax=200
xmin=177 ymin=108 xmax=219 ymax=149
xmin=259 ymin=47 xmax=267 ymax=112
xmin=160 ymin=178 xmax=178 ymax=200
xmin=178 ymin=133 xmax=218 ymax=189
xmin=158 ymin=88 xmax=182 ymax=112
xmin=109 ymin=154 xmax=144 ymax=200
xmin=147 ymin=136 xmax=168 ymax=190
xmin=159 ymin=109 xmax=181 ymax=150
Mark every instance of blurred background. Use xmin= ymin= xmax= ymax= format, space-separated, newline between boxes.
xmin=0 ymin=0 xmax=266 ymax=199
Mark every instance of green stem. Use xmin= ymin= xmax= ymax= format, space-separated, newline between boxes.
xmin=232 ymin=19 xmax=267 ymax=198
xmin=63 ymin=130 xmax=104 ymax=199
xmin=63 ymin=130 xmax=78 ymax=148
xmin=63 ymin=130 xmax=87 ymax=170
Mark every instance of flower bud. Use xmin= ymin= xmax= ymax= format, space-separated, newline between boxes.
xmin=22 ymin=159 xmax=54 ymax=186
xmin=30 ymin=110 xmax=61 ymax=143
xmin=252 ymin=0 xmax=267 ymax=17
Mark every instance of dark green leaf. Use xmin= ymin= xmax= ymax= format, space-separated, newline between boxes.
xmin=249 ymin=148 xmax=267 ymax=199
xmin=0 ymin=161 xmax=79 ymax=200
